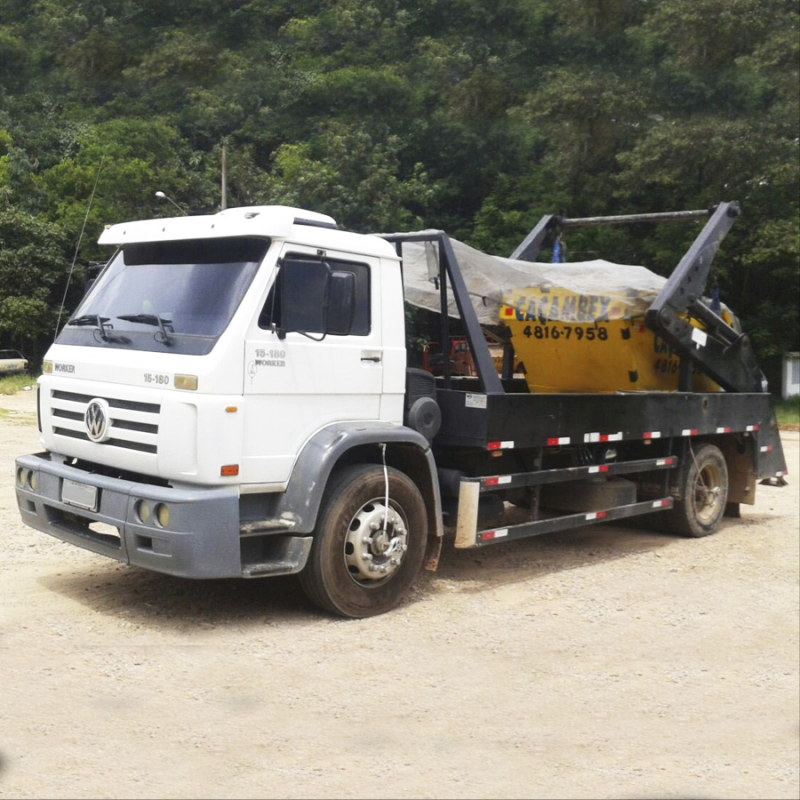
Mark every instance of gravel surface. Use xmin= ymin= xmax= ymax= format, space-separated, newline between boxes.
xmin=1 ymin=389 xmax=798 ymax=799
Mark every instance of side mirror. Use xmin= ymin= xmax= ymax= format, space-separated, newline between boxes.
xmin=326 ymin=270 xmax=356 ymax=336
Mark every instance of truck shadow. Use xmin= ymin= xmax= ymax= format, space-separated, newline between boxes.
xmin=38 ymin=567 xmax=318 ymax=630
xmin=427 ymin=523 xmax=678 ymax=594
xmin=38 ymin=522 xmax=683 ymax=626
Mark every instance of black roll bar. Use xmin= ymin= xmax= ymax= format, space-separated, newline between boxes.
xmin=381 ymin=232 xmax=505 ymax=395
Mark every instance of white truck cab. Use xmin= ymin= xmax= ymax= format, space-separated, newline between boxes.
xmin=18 ymin=206 xmax=443 ymax=616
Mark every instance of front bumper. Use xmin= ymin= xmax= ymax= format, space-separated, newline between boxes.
xmin=15 ymin=453 xmax=310 ymax=579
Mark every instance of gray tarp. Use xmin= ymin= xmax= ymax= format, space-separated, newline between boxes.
xmin=382 ymin=232 xmax=670 ymax=325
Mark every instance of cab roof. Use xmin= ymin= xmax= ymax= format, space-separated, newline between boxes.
xmin=97 ymin=205 xmax=398 ymax=260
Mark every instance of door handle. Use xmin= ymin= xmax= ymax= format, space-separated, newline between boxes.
xmin=361 ymin=351 xmax=382 ymax=363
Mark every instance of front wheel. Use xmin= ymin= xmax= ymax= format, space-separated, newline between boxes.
xmin=665 ymin=443 xmax=729 ymax=537
xmin=299 ymin=464 xmax=428 ymax=618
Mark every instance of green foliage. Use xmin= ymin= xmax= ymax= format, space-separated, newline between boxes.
xmin=0 ymin=0 xmax=797 ymax=376
xmin=0 ymin=372 xmax=37 ymax=395
xmin=0 ymin=209 xmax=71 ymax=358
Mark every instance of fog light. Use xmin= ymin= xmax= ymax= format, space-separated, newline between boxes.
xmin=29 ymin=471 xmax=37 ymax=491
xmin=155 ymin=503 xmax=170 ymax=528
xmin=42 ymin=360 xmax=53 ymax=374
xmin=17 ymin=467 xmax=25 ymax=487
xmin=174 ymin=374 xmax=198 ymax=391
xmin=136 ymin=500 xmax=151 ymax=524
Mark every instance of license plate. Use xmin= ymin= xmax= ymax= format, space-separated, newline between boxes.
xmin=62 ymin=479 xmax=98 ymax=511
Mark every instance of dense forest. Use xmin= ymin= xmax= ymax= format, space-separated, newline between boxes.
xmin=0 ymin=0 xmax=798 ymax=385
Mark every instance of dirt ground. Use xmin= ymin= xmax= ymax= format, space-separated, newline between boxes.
xmin=1 ymin=388 xmax=798 ymax=800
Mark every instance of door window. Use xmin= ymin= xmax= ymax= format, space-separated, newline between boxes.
xmin=259 ymin=254 xmax=371 ymax=336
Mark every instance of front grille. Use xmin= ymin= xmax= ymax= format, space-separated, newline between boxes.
xmin=50 ymin=389 xmax=160 ymax=456
xmin=52 ymin=390 xmax=159 ymax=415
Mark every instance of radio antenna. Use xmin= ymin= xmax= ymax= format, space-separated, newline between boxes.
xmin=54 ymin=157 xmax=105 ymax=340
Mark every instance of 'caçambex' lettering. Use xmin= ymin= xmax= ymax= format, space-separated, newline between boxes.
xmin=514 ymin=293 xmax=613 ymax=324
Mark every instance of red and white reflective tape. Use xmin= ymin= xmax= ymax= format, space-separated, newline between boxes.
xmin=746 ymin=424 xmax=760 ymax=432
xmin=487 ymin=441 xmax=515 ymax=451
xmin=546 ymin=437 xmax=571 ymax=447
xmin=652 ymin=499 xmax=670 ymax=508
xmin=716 ymin=427 xmax=732 ymax=434
xmin=585 ymin=511 xmax=607 ymax=521
xmin=588 ymin=465 xmax=610 ymax=474
xmin=643 ymin=431 xmax=662 ymax=439
xmin=584 ymin=431 xmax=623 ymax=443
xmin=484 ymin=475 xmax=512 ymax=487
xmin=761 ymin=445 xmax=773 ymax=453
xmin=656 ymin=458 xmax=674 ymax=466
xmin=682 ymin=429 xmax=699 ymax=437
xmin=776 ymin=470 xmax=788 ymax=477
xmin=482 ymin=528 xmax=508 ymax=541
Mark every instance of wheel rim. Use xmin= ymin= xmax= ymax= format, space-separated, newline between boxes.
xmin=694 ymin=462 xmax=723 ymax=524
xmin=343 ymin=498 xmax=409 ymax=586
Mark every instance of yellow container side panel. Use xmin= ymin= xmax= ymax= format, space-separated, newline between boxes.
xmin=502 ymin=288 xmax=721 ymax=394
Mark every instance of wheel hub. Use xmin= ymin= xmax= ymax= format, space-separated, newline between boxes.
xmin=695 ymin=464 xmax=723 ymax=523
xmin=344 ymin=500 xmax=408 ymax=584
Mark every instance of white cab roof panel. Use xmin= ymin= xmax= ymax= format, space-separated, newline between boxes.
xmin=97 ymin=205 xmax=398 ymax=259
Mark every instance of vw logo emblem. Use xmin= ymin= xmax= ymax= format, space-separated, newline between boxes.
xmin=84 ymin=399 xmax=110 ymax=442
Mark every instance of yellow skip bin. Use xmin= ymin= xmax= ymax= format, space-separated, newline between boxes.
xmin=501 ymin=286 xmax=723 ymax=394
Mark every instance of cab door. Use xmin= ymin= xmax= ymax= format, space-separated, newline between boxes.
xmin=242 ymin=243 xmax=383 ymax=484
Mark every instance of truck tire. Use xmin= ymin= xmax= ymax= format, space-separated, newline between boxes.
xmin=665 ymin=443 xmax=729 ymax=537
xmin=299 ymin=464 xmax=428 ymax=618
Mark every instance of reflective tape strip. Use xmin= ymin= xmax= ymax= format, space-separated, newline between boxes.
xmin=585 ymin=511 xmax=607 ymax=521
xmin=483 ymin=529 xmax=508 ymax=541
xmin=585 ymin=432 xmax=623 ymax=443
xmin=643 ymin=431 xmax=662 ymax=439
xmin=746 ymin=425 xmax=759 ymax=432
xmin=716 ymin=427 xmax=732 ymax=434
xmin=498 ymin=475 xmax=512 ymax=485
xmin=588 ymin=465 xmax=610 ymax=474
xmin=484 ymin=477 xmax=499 ymax=486
xmin=761 ymin=445 xmax=773 ymax=453
xmin=652 ymin=500 xmax=669 ymax=508
xmin=682 ymin=429 xmax=698 ymax=436
xmin=656 ymin=458 xmax=674 ymax=466
xmin=776 ymin=471 xmax=788 ymax=477
xmin=547 ymin=437 xmax=571 ymax=446
xmin=487 ymin=441 xmax=514 ymax=451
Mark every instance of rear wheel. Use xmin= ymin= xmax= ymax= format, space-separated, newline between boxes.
xmin=666 ymin=443 xmax=729 ymax=537
xmin=299 ymin=464 xmax=428 ymax=618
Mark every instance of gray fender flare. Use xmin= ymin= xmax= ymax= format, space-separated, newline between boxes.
xmin=272 ymin=422 xmax=443 ymax=540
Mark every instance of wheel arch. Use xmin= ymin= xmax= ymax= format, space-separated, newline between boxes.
xmin=273 ymin=423 xmax=443 ymax=553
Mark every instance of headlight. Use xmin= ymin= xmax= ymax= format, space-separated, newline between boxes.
xmin=42 ymin=360 xmax=53 ymax=374
xmin=29 ymin=471 xmax=37 ymax=491
xmin=17 ymin=467 xmax=26 ymax=487
xmin=155 ymin=503 xmax=170 ymax=528
xmin=135 ymin=500 xmax=151 ymax=524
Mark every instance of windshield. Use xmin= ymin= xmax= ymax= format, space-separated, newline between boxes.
xmin=58 ymin=237 xmax=270 ymax=354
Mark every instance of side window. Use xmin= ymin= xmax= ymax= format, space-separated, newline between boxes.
xmin=258 ymin=255 xmax=371 ymax=336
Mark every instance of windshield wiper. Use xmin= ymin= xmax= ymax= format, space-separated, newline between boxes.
xmin=67 ymin=314 xmax=114 ymax=341
xmin=116 ymin=313 xmax=175 ymax=345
